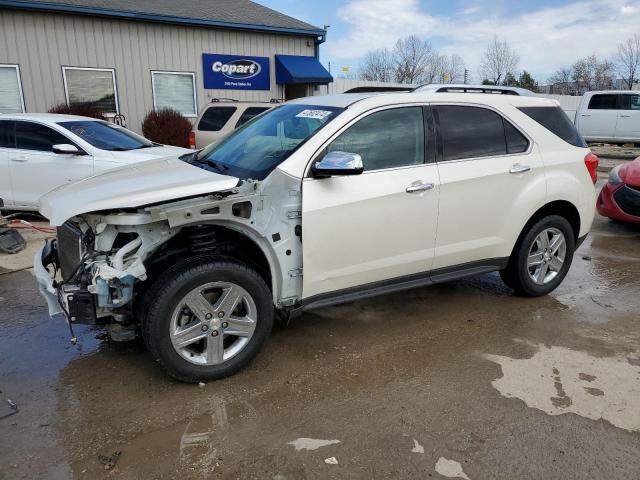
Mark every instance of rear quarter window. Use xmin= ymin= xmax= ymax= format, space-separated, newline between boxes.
xmin=518 ymin=106 xmax=587 ymax=148
xmin=197 ymin=106 xmax=237 ymax=131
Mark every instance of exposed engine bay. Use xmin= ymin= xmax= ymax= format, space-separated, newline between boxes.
xmin=36 ymin=173 xmax=303 ymax=339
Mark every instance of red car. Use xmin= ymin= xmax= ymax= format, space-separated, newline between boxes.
xmin=597 ymin=157 xmax=640 ymax=224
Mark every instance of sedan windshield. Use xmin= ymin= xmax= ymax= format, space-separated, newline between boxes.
xmin=187 ymin=104 xmax=344 ymax=180
xmin=58 ymin=120 xmax=157 ymax=151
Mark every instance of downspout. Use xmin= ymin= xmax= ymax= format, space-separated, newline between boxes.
xmin=314 ymin=32 xmax=326 ymax=59
xmin=315 ymin=31 xmax=327 ymax=94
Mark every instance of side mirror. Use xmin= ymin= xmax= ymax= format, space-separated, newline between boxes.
xmin=52 ymin=144 xmax=84 ymax=155
xmin=312 ymin=151 xmax=363 ymax=178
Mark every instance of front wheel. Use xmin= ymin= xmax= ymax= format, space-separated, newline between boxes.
xmin=500 ymin=215 xmax=575 ymax=297
xmin=145 ymin=260 xmax=273 ymax=382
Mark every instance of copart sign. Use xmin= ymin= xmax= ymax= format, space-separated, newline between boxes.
xmin=202 ymin=54 xmax=270 ymax=90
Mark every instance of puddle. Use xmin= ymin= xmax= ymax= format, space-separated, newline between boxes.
xmin=485 ymin=344 xmax=640 ymax=432
xmin=411 ymin=438 xmax=424 ymax=454
xmin=435 ymin=457 xmax=470 ymax=479
xmin=288 ymin=438 xmax=341 ymax=451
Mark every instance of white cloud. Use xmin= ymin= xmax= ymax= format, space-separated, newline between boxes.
xmin=325 ymin=0 xmax=640 ymax=81
xmin=327 ymin=0 xmax=439 ymax=57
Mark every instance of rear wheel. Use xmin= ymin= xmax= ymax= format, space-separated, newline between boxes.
xmin=145 ymin=260 xmax=273 ymax=382
xmin=500 ymin=215 xmax=575 ymax=297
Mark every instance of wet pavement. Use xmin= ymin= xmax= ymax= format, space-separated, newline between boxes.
xmin=1 ymin=213 xmax=639 ymax=479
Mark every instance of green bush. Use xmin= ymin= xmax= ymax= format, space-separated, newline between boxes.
xmin=142 ymin=109 xmax=192 ymax=148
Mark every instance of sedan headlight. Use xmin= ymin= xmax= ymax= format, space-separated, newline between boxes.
xmin=608 ymin=165 xmax=623 ymax=185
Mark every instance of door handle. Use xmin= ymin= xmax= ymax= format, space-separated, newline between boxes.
xmin=509 ymin=164 xmax=531 ymax=174
xmin=580 ymin=113 xmax=592 ymax=117
xmin=406 ymin=182 xmax=434 ymax=193
xmin=620 ymin=114 xmax=631 ymax=118
xmin=11 ymin=157 xmax=28 ymax=162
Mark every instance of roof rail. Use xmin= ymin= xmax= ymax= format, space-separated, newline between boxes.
xmin=269 ymin=98 xmax=284 ymax=103
xmin=435 ymin=86 xmax=519 ymax=95
xmin=413 ymin=83 xmax=536 ymax=96
xmin=344 ymin=86 xmax=412 ymax=93
xmin=211 ymin=98 xmax=239 ymax=103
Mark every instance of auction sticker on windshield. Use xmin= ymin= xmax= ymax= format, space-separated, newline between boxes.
xmin=296 ymin=109 xmax=334 ymax=120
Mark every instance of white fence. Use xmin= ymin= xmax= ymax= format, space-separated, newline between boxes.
xmin=538 ymin=94 xmax=582 ymax=121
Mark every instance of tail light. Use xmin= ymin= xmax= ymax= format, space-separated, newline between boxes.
xmin=188 ymin=131 xmax=196 ymax=150
xmin=584 ymin=152 xmax=599 ymax=184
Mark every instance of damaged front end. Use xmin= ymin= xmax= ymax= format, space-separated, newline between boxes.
xmin=35 ymin=212 xmax=174 ymax=340
xmin=35 ymin=167 xmax=304 ymax=345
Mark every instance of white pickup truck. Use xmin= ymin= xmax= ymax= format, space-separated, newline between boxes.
xmin=572 ymin=90 xmax=640 ymax=145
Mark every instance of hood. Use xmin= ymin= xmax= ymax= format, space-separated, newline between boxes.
xmin=621 ymin=157 xmax=640 ymax=187
xmin=40 ymin=157 xmax=239 ymax=225
xmin=106 ymin=145 xmax=191 ymax=163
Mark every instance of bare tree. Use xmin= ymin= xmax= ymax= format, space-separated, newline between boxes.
xmin=616 ymin=34 xmax=640 ymax=90
xmin=594 ymin=58 xmax=615 ymax=90
xmin=572 ymin=54 xmax=614 ymax=93
xmin=359 ymin=36 xmax=466 ymax=85
xmin=443 ymin=54 xmax=466 ymax=83
xmin=478 ymin=36 xmax=520 ymax=85
xmin=423 ymin=54 xmax=447 ymax=84
xmin=359 ymin=48 xmax=395 ymax=82
xmin=393 ymin=35 xmax=434 ymax=84
xmin=548 ymin=67 xmax=574 ymax=94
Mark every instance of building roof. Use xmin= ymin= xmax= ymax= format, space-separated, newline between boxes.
xmin=0 ymin=0 xmax=325 ymax=37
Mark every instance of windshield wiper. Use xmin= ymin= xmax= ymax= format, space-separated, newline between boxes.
xmin=179 ymin=151 xmax=200 ymax=162
xmin=204 ymin=159 xmax=228 ymax=174
xmin=179 ymin=152 xmax=228 ymax=174
xmin=133 ymin=144 xmax=159 ymax=150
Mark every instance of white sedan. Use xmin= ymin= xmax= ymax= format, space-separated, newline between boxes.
xmin=0 ymin=113 xmax=190 ymax=210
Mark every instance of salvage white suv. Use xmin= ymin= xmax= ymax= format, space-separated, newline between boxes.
xmin=35 ymin=92 xmax=598 ymax=382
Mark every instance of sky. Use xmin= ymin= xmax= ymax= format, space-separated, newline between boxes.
xmin=256 ymin=0 xmax=640 ymax=83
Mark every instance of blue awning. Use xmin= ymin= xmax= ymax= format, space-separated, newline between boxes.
xmin=275 ymin=55 xmax=333 ymax=85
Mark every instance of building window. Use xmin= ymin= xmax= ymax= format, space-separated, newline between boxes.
xmin=151 ymin=71 xmax=197 ymax=117
xmin=0 ymin=64 xmax=25 ymax=113
xmin=62 ymin=67 xmax=119 ymax=114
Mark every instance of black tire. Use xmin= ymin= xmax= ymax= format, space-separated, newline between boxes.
xmin=137 ymin=254 xmax=223 ymax=349
xmin=500 ymin=215 xmax=575 ymax=297
xmin=145 ymin=259 xmax=273 ymax=382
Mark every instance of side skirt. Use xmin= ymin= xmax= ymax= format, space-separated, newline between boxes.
xmin=297 ymin=257 xmax=509 ymax=312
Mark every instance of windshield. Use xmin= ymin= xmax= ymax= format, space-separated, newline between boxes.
xmin=188 ymin=104 xmax=344 ymax=180
xmin=58 ymin=120 xmax=157 ymax=151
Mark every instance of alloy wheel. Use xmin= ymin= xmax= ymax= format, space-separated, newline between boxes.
xmin=169 ymin=282 xmax=257 ymax=366
xmin=527 ymin=227 xmax=566 ymax=285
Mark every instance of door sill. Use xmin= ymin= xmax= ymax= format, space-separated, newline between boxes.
xmin=299 ymin=257 xmax=509 ymax=312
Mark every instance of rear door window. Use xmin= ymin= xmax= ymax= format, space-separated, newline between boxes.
xmin=620 ymin=94 xmax=640 ymax=110
xmin=587 ymin=94 xmax=619 ymax=110
xmin=437 ymin=106 xmax=508 ymax=161
xmin=0 ymin=120 xmax=15 ymax=148
xmin=197 ymin=106 xmax=237 ymax=131
xmin=518 ymin=106 xmax=587 ymax=147
xmin=236 ymin=107 xmax=270 ymax=128
xmin=15 ymin=121 xmax=71 ymax=151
